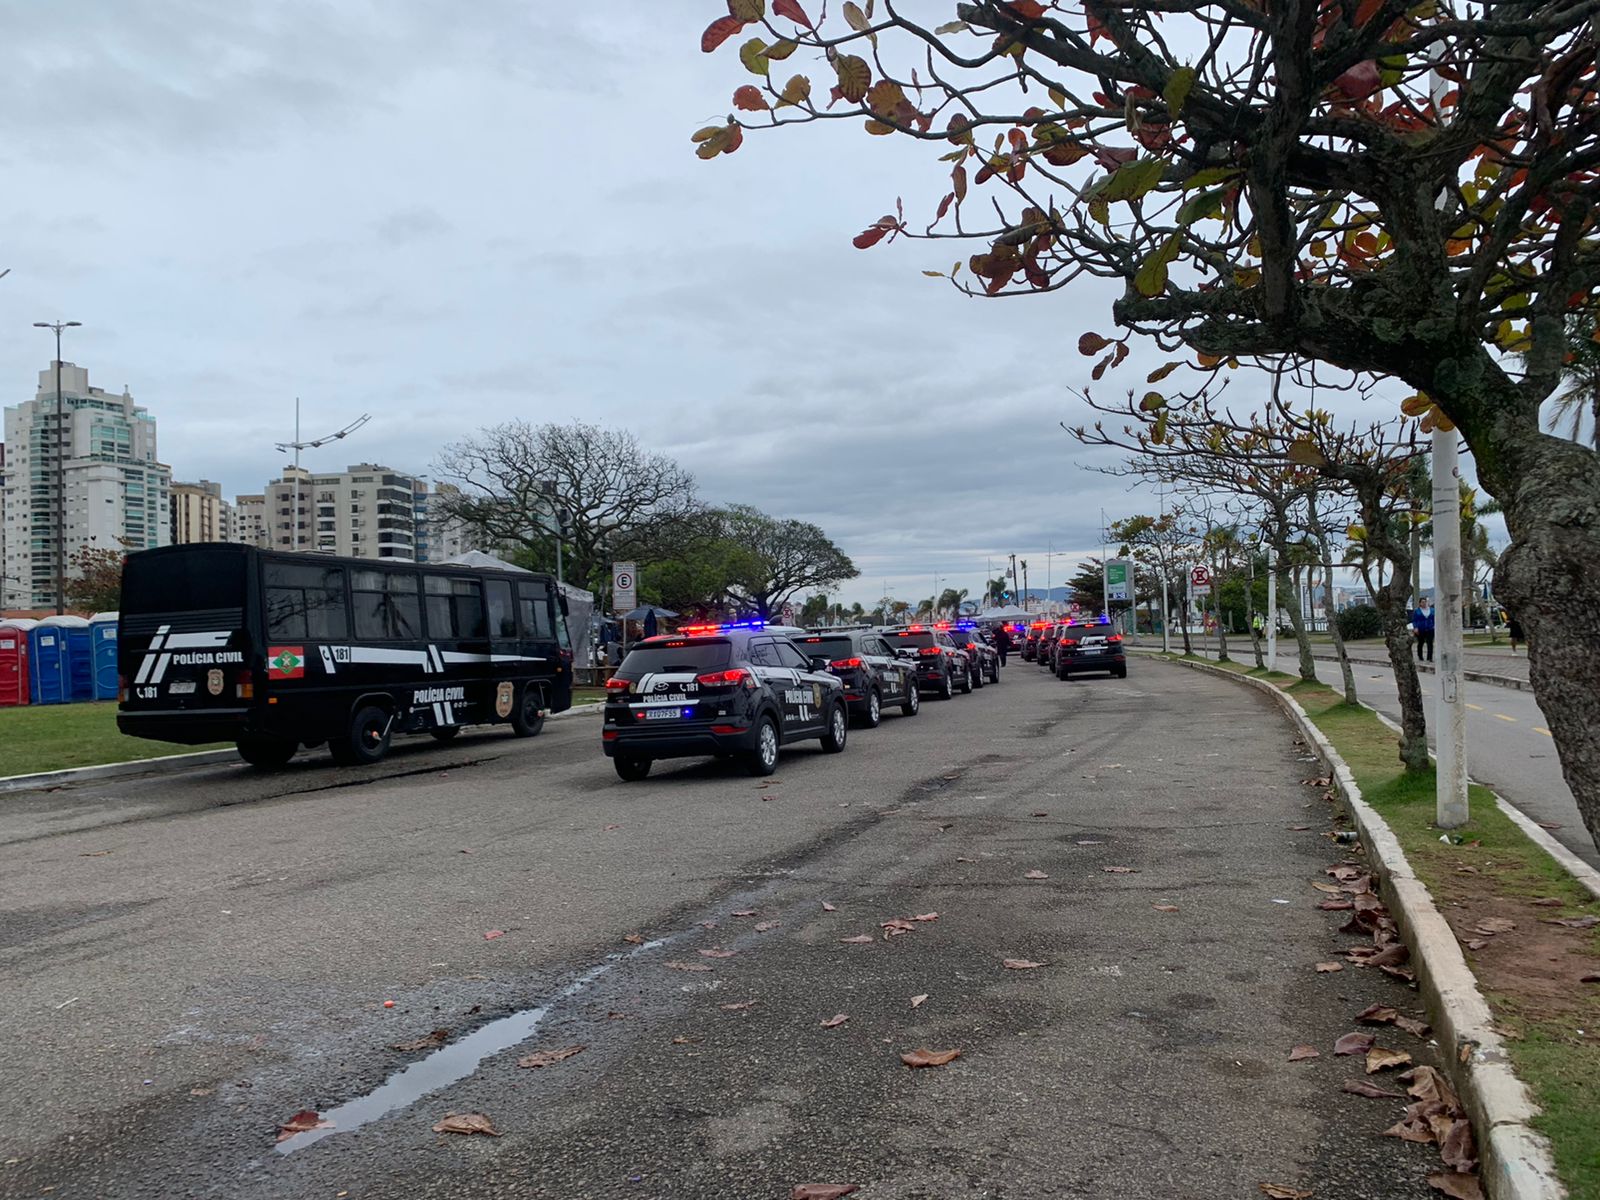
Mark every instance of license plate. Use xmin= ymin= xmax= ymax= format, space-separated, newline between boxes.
xmin=169 ymin=681 xmax=197 ymax=694
xmin=643 ymin=707 xmax=683 ymax=721
xmin=1080 ymin=647 xmax=1102 ymax=655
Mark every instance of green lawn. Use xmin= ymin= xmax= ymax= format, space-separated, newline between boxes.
xmin=1163 ymin=654 xmax=1600 ymax=1198
xmin=0 ymin=702 xmax=224 ymax=778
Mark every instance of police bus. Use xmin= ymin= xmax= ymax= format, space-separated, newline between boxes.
xmin=116 ymin=544 xmax=573 ymax=769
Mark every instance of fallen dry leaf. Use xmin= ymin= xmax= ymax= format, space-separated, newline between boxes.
xmin=665 ymin=960 xmax=714 ymax=972
xmin=1366 ymin=1046 xmax=1413 ymax=1073
xmin=1581 ymin=972 xmax=1600 ymax=984
xmin=1439 ymin=1118 xmax=1477 ymax=1173
xmin=623 ymin=933 xmax=645 ymax=945
xmin=912 ymin=912 xmax=939 ymax=922
xmin=517 ymin=1045 xmax=585 ymax=1069
xmin=1318 ymin=898 xmax=1355 ymax=911
xmin=1288 ymin=1044 xmax=1320 ymax=1062
xmin=698 ymin=948 xmax=737 ymax=959
xmin=1312 ymin=882 xmax=1343 ymax=894
xmin=910 ymin=994 xmax=928 ymax=1008
xmin=1426 ymin=1172 xmax=1484 ymax=1200
xmin=821 ymin=901 xmax=838 ymax=912
xmin=820 ymin=1013 xmax=850 ymax=1028
xmin=189 ymin=1087 xmax=214 ymax=1096
xmin=1544 ymin=914 xmax=1600 ymax=929
xmin=719 ymin=999 xmax=758 ymax=1011
xmin=881 ymin=918 xmax=916 ymax=938
xmin=1024 ymin=870 xmax=1049 ymax=880
xmin=791 ymin=1187 xmax=859 ymax=1200
xmin=900 ymin=1047 xmax=961 ymax=1068
xmin=1530 ymin=897 xmax=1564 ymax=907
xmin=1334 ymin=1031 xmax=1376 ymax=1056
xmin=1314 ymin=962 xmax=1344 ymax=973
xmin=1076 ymin=838 xmax=1104 ymax=846
xmin=1474 ymin=917 xmax=1516 ymax=934
xmin=839 ymin=934 xmax=875 ymax=944
xmin=1357 ymin=1004 xmax=1399 ymax=1024
xmin=1153 ymin=904 xmax=1180 ymax=913
xmin=1003 ymin=959 xmax=1046 ymax=970
xmin=1103 ymin=866 xmax=1138 ymax=874
xmin=698 ymin=920 xmax=717 ymax=929
xmin=1464 ymin=938 xmax=1488 ymax=950
xmin=671 ymin=1035 xmax=701 ymax=1045
xmin=755 ymin=921 xmax=780 ymax=932
xmin=732 ymin=909 xmax=756 ymax=918
xmin=1258 ymin=1185 xmax=1313 ymax=1200
xmin=1343 ymin=1078 xmax=1405 ymax=1099
xmin=1403 ymin=1065 xmax=1462 ymax=1109
xmin=276 ymin=1110 xmax=331 ymax=1142
xmin=389 ymin=1029 xmax=450 ymax=1052
xmin=1395 ymin=1015 xmax=1432 ymax=1039
xmin=483 ymin=930 xmax=505 ymax=941
xmin=432 ymin=1112 xmax=501 ymax=1137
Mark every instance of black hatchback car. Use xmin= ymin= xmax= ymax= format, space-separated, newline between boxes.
xmin=881 ymin=625 xmax=972 ymax=699
xmin=793 ymin=628 xmax=920 ymax=726
xmin=1054 ymin=617 xmax=1128 ymax=679
xmin=602 ymin=623 xmax=848 ymax=780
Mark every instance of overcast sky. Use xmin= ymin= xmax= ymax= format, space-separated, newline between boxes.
xmin=0 ymin=1 xmax=1497 ymax=606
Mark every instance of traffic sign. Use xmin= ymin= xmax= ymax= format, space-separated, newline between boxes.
xmin=612 ymin=562 xmax=637 ymax=612
xmin=1190 ymin=565 xmax=1212 ymax=588
xmin=1105 ymin=559 xmax=1132 ymax=603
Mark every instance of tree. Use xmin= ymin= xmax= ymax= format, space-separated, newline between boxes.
xmin=65 ymin=545 xmax=124 ymax=613
xmin=694 ymin=0 xmax=1600 ymax=855
xmin=640 ymin=529 xmax=764 ymax=619
xmin=434 ymin=421 xmax=701 ymax=595
xmin=937 ymin=586 xmax=968 ymax=617
xmin=719 ymin=504 xmax=858 ymax=620
xmin=1546 ymin=315 xmax=1600 ymax=448
xmin=798 ymin=593 xmax=832 ymax=626
xmin=1111 ymin=512 xmax=1201 ymax=654
xmin=1067 ymin=558 xmax=1105 ymax=613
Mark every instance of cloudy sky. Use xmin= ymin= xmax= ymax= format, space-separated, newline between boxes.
xmin=0 ymin=1 xmax=1495 ymax=606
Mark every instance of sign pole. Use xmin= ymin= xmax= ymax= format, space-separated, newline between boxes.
xmin=1266 ymin=543 xmax=1277 ymax=673
xmin=1434 ymin=426 xmax=1469 ymax=827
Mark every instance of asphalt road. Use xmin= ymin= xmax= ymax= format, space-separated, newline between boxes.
xmin=2 ymin=661 xmax=1450 ymax=1199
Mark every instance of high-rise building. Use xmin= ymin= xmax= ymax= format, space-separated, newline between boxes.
xmin=416 ymin=483 xmax=475 ymax=563
xmin=1 ymin=362 xmax=170 ymax=609
xmin=233 ymin=493 xmax=267 ymax=548
xmin=264 ymin=463 xmax=421 ymax=560
xmin=170 ymin=479 xmax=235 ymax=544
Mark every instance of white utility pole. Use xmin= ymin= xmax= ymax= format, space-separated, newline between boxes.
xmin=1266 ymin=543 xmax=1278 ymax=672
xmin=1434 ymin=426 xmax=1469 ymax=826
xmin=275 ymin=401 xmax=371 ymax=554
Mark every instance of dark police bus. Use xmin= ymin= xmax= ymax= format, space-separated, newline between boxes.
xmin=116 ymin=544 xmax=573 ymax=769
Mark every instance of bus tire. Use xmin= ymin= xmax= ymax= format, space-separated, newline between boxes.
xmin=511 ymin=686 xmax=545 ymax=737
xmin=614 ymin=755 xmax=652 ymax=782
xmin=430 ymin=727 xmax=461 ymax=742
xmin=236 ymin=736 xmax=296 ymax=770
xmin=336 ymin=704 xmax=392 ymax=766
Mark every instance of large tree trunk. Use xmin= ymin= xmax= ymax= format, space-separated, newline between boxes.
xmin=1305 ymin=497 xmax=1357 ymax=705
xmin=1176 ymin=573 xmax=1193 ymax=655
xmin=1276 ymin=557 xmax=1317 ymax=680
xmin=1491 ymin=433 xmax=1600 ymax=855
xmin=1210 ymin=572 xmax=1229 ymax=662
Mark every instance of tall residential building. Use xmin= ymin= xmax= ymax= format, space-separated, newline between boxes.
xmin=170 ymin=479 xmax=236 ymax=544
xmin=233 ymin=493 xmax=267 ymax=547
xmin=2 ymin=362 xmax=170 ymax=609
xmin=416 ymin=483 xmax=474 ymax=563
xmin=264 ymin=463 xmax=421 ymax=560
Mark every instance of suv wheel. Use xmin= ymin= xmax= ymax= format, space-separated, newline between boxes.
xmin=744 ymin=716 xmax=781 ymax=776
xmin=959 ymin=665 xmax=974 ymax=694
xmin=988 ymin=661 xmax=1000 ymax=684
xmin=939 ymin=671 xmax=954 ymax=700
xmin=821 ymin=704 xmax=848 ymax=753
xmin=1115 ymin=663 xmax=1128 ymax=679
xmin=614 ymin=755 xmax=652 ymax=781
xmin=859 ymin=688 xmax=882 ymax=728
xmin=971 ymin=662 xmax=985 ymax=689
xmin=901 ymin=683 xmax=920 ymax=717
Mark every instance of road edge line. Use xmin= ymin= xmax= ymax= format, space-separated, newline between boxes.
xmin=0 ymin=702 xmax=608 ymax=795
xmin=1159 ymin=655 xmax=1567 ymax=1200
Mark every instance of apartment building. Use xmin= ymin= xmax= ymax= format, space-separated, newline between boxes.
xmin=170 ymin=479 xmax=236 ymax=544
xmin=264 ymin=463 xmax=421 ymax=560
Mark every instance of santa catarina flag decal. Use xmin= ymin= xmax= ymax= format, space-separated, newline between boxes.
xmin=267 ymin=646 xmax=305 ymax=680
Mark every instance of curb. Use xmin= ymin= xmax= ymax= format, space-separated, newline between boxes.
xmin=1160 ymin=655 xmax=1566 ymax=1200
xmin=0 ymin=701 xmax=608 ymax=796
xmin=1133 ymin=643 xmax=1530 ymax=692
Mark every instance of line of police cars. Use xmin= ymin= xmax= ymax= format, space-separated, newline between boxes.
xmin=600 ymin=620 xmax=1003 ymax=781
xmin=598 ymin=615 xmax=1123 ymax=781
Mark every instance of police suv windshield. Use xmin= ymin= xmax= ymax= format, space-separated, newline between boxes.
xmin=886 ymin=630 xmax=939 ymax=650
xmin=795 ymin=635 xmax=855 ymax=661
xmin=615 ymin=639 xmax=732 ymax=680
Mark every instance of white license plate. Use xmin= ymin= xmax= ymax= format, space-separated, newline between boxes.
xmin=1080 ymin=647 xmax=1103 ymax=655
xmin=643 ymin=707 xmax=683 ymax=721
xmin=169 ymin=681 xmax=197 ymax=694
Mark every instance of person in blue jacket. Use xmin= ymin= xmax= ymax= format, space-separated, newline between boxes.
xmin=1412 ymin=597 xmax=1435 ymax=662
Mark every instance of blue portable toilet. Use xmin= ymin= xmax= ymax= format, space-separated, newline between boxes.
xmin=27 ymin=622 xmax=70 ymax=705
xmin=89 ymin=612 xmax=120 ymax=700
xmin=37 ymin=616 xmax=94 ymax=703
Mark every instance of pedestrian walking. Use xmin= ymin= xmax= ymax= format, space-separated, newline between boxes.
xmin=1412 ymin=597 xmax=1435 ymax=662
xmin=992 ymin=623 xmax=1012 ymax=667
xmin=1507 ymin=611 xmax=1524 ymax=654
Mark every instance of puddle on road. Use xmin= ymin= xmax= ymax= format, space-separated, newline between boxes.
xmin=275 ymin=937 xmax=672 ymax=1155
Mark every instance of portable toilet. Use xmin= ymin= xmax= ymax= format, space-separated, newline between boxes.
xmin=34 ymin=616 xmax=93 ymax=704
xmin=89 ymin=612 xmax=119 ymax=700
xmin=0 ymin=619 xmax=36 ymax=707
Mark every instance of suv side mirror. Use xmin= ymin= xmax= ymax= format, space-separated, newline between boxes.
xmin=808 ymin=655 xmax=831 ymax=672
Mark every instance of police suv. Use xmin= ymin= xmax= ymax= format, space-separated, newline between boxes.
xmin=602 ymin=622 xmax=849 ymax=780
xmin=882 ymin=624 xmax=973 ymax=699
xmin=793 ymin=626 xmax=920 ymax=726
xmin=1052 ymin=616 xmax=1128 ymax=680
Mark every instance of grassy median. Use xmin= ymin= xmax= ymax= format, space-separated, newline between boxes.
xmin=1164 ymin=654 xmax=1600 ymax=1198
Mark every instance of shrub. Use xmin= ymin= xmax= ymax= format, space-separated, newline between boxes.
xmin=1335 ymin=603 xmax=1383 ymax=640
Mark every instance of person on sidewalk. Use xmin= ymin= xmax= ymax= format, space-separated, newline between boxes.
xmin=1412 ymin=598 xmax=1436 ymax=662
xmin=992 ymin=623 xmax=1012 ymax=667
xmin=1507 ymin=611 xmax=1524 ymax=654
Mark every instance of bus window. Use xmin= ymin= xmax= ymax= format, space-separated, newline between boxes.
xmin=353 ymin=570 xmax=421 ymax=640
xmin=485 ymin=580 xmax=516 ymax=639
xmin=265 ymin=563 xmax=349 ymax=641
xmin=515 ymin=580 xmax=554 ymax=640
xmin=424 ymin=576 xmax=486 ymax=640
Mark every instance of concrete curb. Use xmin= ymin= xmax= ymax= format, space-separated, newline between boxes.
xmin=0 ymin=701 xmax=608 ymax=796
xmin=1160 ymin=655 xmax=1566 ymax=1200
xmin=1133 ymin=643 xmax=1530 ymax=692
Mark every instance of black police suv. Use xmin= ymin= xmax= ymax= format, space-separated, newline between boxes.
xmin=1021 ymin=622 xmax=1046 ymax=662
xmin=1054 ymin=617 xmax=1128 ymax=679
xmin=1036 ymin=622 xmax=1066 ymax=670
xmin=794 ymin=628 xmax=920 ymax=726
xmin=602 ymin=623 xmax=849 ymax=780
xmin=946 ymin=623 xmax=1000 ymax=685
xmin=882 ymin=625 xmax=972 ymax=699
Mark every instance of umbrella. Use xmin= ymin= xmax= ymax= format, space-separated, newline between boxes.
xmin=621 ymin=605 xmax=678 ymax=621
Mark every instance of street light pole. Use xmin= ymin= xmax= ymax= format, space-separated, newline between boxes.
xmin=274 ymin=403 xmax=370 ymax=554
xmin=33 ymin=320 xmax=81 ymax=614
xmin=1434 ymin=425 xmax=1469 ymax=827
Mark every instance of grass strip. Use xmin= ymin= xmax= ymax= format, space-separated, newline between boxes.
xmin=1164 ymin=652 xmax=1600 ymax=1198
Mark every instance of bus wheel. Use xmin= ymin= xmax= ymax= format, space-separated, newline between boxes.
xmin=335 ymin=704 xmax=392 ymax=766
xmin=511 ymin=687 xmax=545 ymax=737
xmin=236 ymin=736 xmax=296 ymax=770
xmin=430 ymin=727 xmax=460 ymax=742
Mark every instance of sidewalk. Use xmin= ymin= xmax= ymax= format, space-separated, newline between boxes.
xmin=1143 ymin=634 xmax=1531 ymax=686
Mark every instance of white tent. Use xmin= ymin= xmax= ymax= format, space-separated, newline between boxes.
xmin=977 ymin=605 xmax=1031 ymax=622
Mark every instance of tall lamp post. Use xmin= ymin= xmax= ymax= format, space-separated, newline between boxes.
xmin=274 ymin=399 xmax=370 ymax=552
xmin=33 ymin=320 xmax=81 ymax=614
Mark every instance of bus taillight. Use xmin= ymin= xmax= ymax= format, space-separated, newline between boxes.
xmin=117 ymin=675 xmax=128 ymax=703
xmin=236 ymin=670 xmax=255 ymax=700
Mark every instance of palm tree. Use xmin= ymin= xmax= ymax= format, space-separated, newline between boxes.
xmin=937 ymin=586 xmax=967 ymax=617
xmin=1547 ymin=313 xmax=1600 ymax=448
